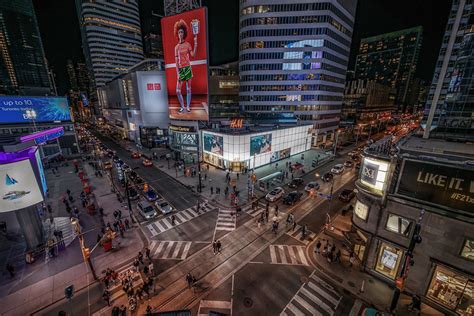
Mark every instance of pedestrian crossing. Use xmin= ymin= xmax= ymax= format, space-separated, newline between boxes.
xmin=109 ymin=262 xmax=144 ymax=301
xmin=146 ymin=203 xmax=216 ymax=237
xmin=197 ymin=300 xmax=232 ymax=316
xmin=269 ymin=245 xmax=309 ymax=266
xmin=149 ymin=240 xmax=191 ymax=260
xmin=215 ymin=209 xmax=236 ymax=231
xmin=286 ymin=225 xmax=317 ymax=245
xmin=243 ymin=200 xmax=267 ymax=217
xmin=280 ymin=272 xmax=342 ymax=316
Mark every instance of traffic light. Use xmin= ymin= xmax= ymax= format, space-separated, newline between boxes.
xmin=82 ymin=247 xmax=90 ymax=259
xmin=64 ymin=285 xmax=74 ymax=300
xmin=395 ymin=277 xmax=405 ymax=290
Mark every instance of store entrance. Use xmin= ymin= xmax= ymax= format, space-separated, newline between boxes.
xmin=230 ymin=161 xmax=244 ymax=172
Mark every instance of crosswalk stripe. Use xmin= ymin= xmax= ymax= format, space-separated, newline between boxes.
xmin=287 ymin=246 xmax=297 ymax=265
xmin=155 ymin=221 xmax=167 ymax=232
xmin=162 ymin=241 xmax=174 ymax=258
xmin=162 ymin=218 xmax=172 ymax=228
xmin=300 ymin=287 xmax=334 ymax=315
xmin=270 ymin=245 xmax=277 ymax=263
xmin=286 ymin=303 xmax=305 ymax=316
xmin=310 ymin=274 xmax=340 ymax=298
xmin=296 ymin=247 xmax=309 ymax=266
xmin=187 ymin=208 xmax=198 ymax=217
xmin=269 ymin=245 xmax=309 ymax=266
xmin=181 ymin=242 xmax=191 ymax=259
xmin=154 ymin=241 xmax=166 ymax=256
xmin=278 ymin=245 xmax=288 ymax=264
xmin=172 ymin=241 xmax=182 ymax=258
xmin=307 ymin=282 xmax=339 ymax=307
xmin=176 ymin=212 xmax=188 ymax=221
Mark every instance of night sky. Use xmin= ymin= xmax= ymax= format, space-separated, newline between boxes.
xmin=34 ymin=0 xmax=451 ymax=95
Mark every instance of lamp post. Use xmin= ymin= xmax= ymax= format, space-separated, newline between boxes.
xmin=333 ymin=129 xmax=341 ymax=156
xmin=70 ymin=218 xmax=97 ymax=280
xmin=355 ymin=124 xmax=362 ymax=148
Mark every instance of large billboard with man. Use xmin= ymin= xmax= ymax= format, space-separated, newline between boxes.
xmin=161 ymin=7 xmax=209 ymax=121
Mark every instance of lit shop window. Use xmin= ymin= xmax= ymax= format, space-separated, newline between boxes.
xmin=460 ymin=239 xmax=474 ymax=261
xmin=385 ymin=214 xmax=412 ymax=236
xmin=354 ymin=200 xmax=369 ymax=221
xmin=374 ymin=242 xmax=403 ymax=279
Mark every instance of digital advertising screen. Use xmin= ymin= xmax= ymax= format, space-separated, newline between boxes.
xmin=34 ymin=149 xmax=48 ymax=196
xmin=250 ymin=134 xmax=272 ymax=156
xmin=0 ymin=96 xmax=71 ymax=124
xmin=203 ymin=133 xmax=223 ymax=156
xmin=161 ymin=7 xmax=209 ymax=121
xmin=0 ymin=159 xmax=44 ymax=213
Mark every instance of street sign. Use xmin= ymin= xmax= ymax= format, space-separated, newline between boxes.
xmin=64 ymin=285 xmax=74 ymax=300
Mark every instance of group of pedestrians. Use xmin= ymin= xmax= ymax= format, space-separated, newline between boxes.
xmin=185 ymin=273 xmax=197 ymax=292
xmin=314 ymin=239 xmax=343 ymax=264
xmin=212 ymin=240 xmax=222 ymax=254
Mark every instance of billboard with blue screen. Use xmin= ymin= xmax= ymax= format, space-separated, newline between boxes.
xmin=0 ymin=96 xmax=71 ymax=124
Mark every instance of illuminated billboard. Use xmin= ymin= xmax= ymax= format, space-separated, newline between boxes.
xmin=360 ymin=157 xmax=390 ymax=195
xmin=0 ymin=96 xmax=71 ymax=124
xmin=0 ymin=159 xmax=43 ymax=213
xmin=203 ymin=133 xmax=223 ymax=156
xmin=161 ymin=8 xmax=209 ymax=121
xmin=34 ymin=149 xmax=47 ymax=196
xmin=250 ymin=134 xmax=272 ymax=156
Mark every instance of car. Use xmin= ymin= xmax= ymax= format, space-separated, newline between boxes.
xmin=128 ymin=170 xmax=138 ymax=181
xmin=142 ymin=159 xmax=153 ymax=167
xmin=103 ymin=161 xmax=113 ymax=170
xmin=288 ymin=178 xmax=304 ymax=188
xmin=122 ymin=164 xmax=131 ymax=171
xmin=305 ymin=181 xmax=320 ymax=192
xmin=291 ymin=162 xmax=304 ymax=171
xmin=137 ymin=201 xmax=157 ymax=220
xmin=131 ymin=151 xmax=141 ymax=159
xmin=283 ymin=191 xmax=303 ymax=205
xmin=143 ymin=188 xmax=158 ymax=202
xmin=331 ymin=164 xmax=345 ymax=174
xmin=155 ymin=199 xmax=173 ymax=214
xmin=127 ymin=187 xmax=139 ymax=200
xmin=339 ymin=189 xmax=356 ymax=202
xmin=321 ymin=172 xmax=334 ymax=182
xmin=344 ymin=160 xmax=354 ymax=168
xmin=265 ymin=187 xmax=285 ymax=202
xmin=135 ymin=176 xmax=144 ymax=186
xmin=351 ymin=154 xmax=361 ymax=161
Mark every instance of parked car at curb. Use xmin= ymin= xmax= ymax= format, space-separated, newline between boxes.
xmin=283 ymin=191 xmax=303 ymax=205
xmin=339 ymin=189 xmax=356 ymax=202
xmin=137 ymin=200 xmax=157 ymax=220
xmin=155 ymin=199 xmax=173 ymax=214
xmin=265 ymin=187 xmax=285 ymax=202
xmin=288 ymin=178 xmax=304 ymax=188
xmin=321 ymin=172 xmax=334 ymax=182
xmin=305 ymin=181 xmax=320 ymax=192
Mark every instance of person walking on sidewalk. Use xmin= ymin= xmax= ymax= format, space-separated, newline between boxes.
xmin=292 ymin=220 xmax=297 ymax=231
xmin=210 ymin=186 xmax=214 ymax=195
xmin=103 ymin=290 xmax=111 ymax=306
xmin=315 ymin=240 xmax=322 ymax=254
xmin=145 ymin=247 xmax=151 ymax=261
xmin=171 ymin=215 xmax=176 ymax=225
xmin=335 ymin=249 xmax=341 ymax=263
xmin=212 ymin=240 xmax=217 ymax=254
xmin=6 ymin=263 xmax=15 ymax=278
xmin=124 ymin=218 xmax=130 ymax=230
xmin=274 ymin=205 xmax=279 ymax=217
xmin=186 ymin=273 xmax=193 ymax=288
xmin=138 ymin=251 xmax=144 ymax=264
xmin=216 ymin=240 xmax=222 ymax=254
xmin=349 ymin=252 xmax=355 ymax=267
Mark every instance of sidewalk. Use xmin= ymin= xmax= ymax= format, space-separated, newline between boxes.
xmin=308 ymin=213 xmax=443 ymax=315
xmin=0 ymin=158 xmax=145 ymax=315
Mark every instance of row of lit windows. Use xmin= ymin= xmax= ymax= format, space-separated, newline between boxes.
xmin=240 ymin=94 xmax=342 ymax=102
xmin=84 ymin=17 xmax=141 ymax=33
xmin=239 ymin=28 xmax=351 ymax=48
xmin=239 ymin=84 xmax=344 ymax=93
xmin=240 ymin=73 xmax=345 ymax=84
xmin=242 ymin=104 xmax=340 ymax=112
xmin=240 ymin=62 xmax=347 ymax=75
xmin=82 ymin=7 xmax=141 ymax=26
xmin=240 ymin=40 xmax=349 ymax=57
xmin=239 ymin=51 xmax=347 ymax=66
xmin=240 ymin=3 xmax=353 ymax=27
xmin=82 ymin=4 xmax=140 ymax=21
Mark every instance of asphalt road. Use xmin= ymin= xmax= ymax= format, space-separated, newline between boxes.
xmin=95 ymin=134 xmax=198 ymax=211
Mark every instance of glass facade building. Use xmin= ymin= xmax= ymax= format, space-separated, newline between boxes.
xmin=0 ymin=0 xmax=52 ymax=95
xmin=75 ymin=0 xmax=144 ymax=88
xmin=423 ymin=0 xmax=473 ymax=141
xmin=238 ymin=0 xmax=356 ymax=146
xmin=354 ymin=26 xmax=422 ymax=110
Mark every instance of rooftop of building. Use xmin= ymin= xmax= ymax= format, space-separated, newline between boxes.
xmin=361 ymin=25 xmax=423 ymax=43
xmin=398 ymin=135 xmax=474 ymax=162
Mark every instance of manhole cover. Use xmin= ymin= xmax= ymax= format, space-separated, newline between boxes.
xmin=243 ymin=297 xmax=253 ymax=307
xmin=348 ymin=281 xmax=356 ymax=287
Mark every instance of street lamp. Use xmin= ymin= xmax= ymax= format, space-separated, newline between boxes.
xmin=70 ymin=218 xmax=97 ymax=280
xmin=333 ymin=129 xmax=341 ymax=156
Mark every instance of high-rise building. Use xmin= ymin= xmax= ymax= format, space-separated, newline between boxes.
xmin=238 ymin=0 xmax=357 ymax=146
xmin=354 ymin=26 xmax=422 ymax=110
xmin=209 ymin=62 xmax=240 ymax=120
xmin=0 ymin=0 xmax=52 ymax=95
xmin=423 ymin=0 xmax=473 ymax=141
xmin=141 ymin=11 xmax=164 ymax=59
xmin=66 ymin=59 xmax=79 ymax=91
xmin=75 ymin=0 xmax=144 ymax=88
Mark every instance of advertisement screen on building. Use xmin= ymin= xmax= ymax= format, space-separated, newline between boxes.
xmin=161 ymin=8 xmax=209 ymax=121
xmin=396 ymin=160 xmax=474 ymax=214
xmin=136 ymin=72 xmax=169 ymax=126
xmin=0 ymin=159 xmax=43 ymax=213
xmin=360 ymin=157 xmax=390 ymax=195
xmin=34 ymin=149 xmax=47 ymax=196
xmin=0 ymin=96 xmax=71 ymax=124
xmin=250 ymin=134 xmax=272 ymax=156
xmin=203 ymin=133 xmax=223 ymax=156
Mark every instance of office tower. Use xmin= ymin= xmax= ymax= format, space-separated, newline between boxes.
xmin=0 ymin=0 xmax=52 ymax=95
xmin=239 ymin=0 xmax=357 ymax=146
xmin=355 ymin=26 xmax=422 ymax=110
xmin=66 ymin=59 xmax=79 ymax=91
xmin=141 ymin=11 xmax=164 ymax=59
xmin=423 ymin=0 xmax=473 ymax=140
xmin=209 ymin=62 xmax=240 ymax=120
xmin=75 ymin=0 xmax=144 ymax=88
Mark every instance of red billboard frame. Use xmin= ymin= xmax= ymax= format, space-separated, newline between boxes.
xmin=161 ymin=7 xmax=209 ymax=121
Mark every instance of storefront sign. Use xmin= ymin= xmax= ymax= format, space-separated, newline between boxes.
xmin=230 ymin=118 xmax=243 ymax=129
xmin=396 ymin=159 xmax=474 ymax=214
xmin=354 ymin=200 xmax=369 ymax=220
xmin=169 ymin=125 xmax=195 ymax=133
xmin=360 ymin=157 xmax=390 ymax=195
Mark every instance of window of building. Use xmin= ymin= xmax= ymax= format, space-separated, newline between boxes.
xmin=426 ymin=265 xmax=474 ymax=314
xmin=354 ymin=200 xmax=369 ymax=221
xmin=374 ymin=242 xmax=403 ymax=279
xmin=460 ymin=239 xmax=474 ymax=261
xmin=385 ymin=214 xmax=412 ymax=236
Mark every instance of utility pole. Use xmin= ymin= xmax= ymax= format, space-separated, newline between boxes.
xmin=71 ymin=218 xmax=97 ymax=280
xmin=390 ymin=209 xmax=425 ymax=312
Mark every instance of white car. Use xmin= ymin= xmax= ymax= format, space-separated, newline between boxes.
xmin=155 ymin=199 xmax=173 ymax=215
xmin=331 ymin=164 xmax=345 ymax=174
xmin=304 ymin=181 xmax=320 ymax=192
xmin=265 ymin=187 xmax=285 ymax=202
xmin=137 ymin=201 xmax=157 ymax=220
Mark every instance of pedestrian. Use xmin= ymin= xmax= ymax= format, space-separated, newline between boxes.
xmin=171 ymin=215 xmax=176 ymax=225
xmin=204 ymin=173 xmax=207 ymax=181
xmin=274 ymin=205 xmax=279 ymax=216
xmin=224 ymin=186 xmax=229 ymax=197
xmin=216 ymin=240 xmax=222 ymax=253
xmin=236 ymin=173 xmax=239 ymax=180
xmin=349 ymin=252 xmax=355 ymax=267
xmin=216 ymin=187 xmax=220 ymax=194
xmin=6 ymin=263 xmax=15 ymax=278
xmin=212 ymin=240 xmax=217 ymax=254
xmin=315 ymin=240 xmax=322 ymax=254
xmin=331 ymin=244 xmax=336 ymax=253
xmin=265 ymin=209 xmax=269 ymax=222
xmin=133 ymin=258 xmax=140 ymax=272
xmin=119 ymin=305 xmax=127 ymax=315
xmin=145 ymin=247 xmax=151 ymax=260
xmin=335 ymin=249 xmax=341 ymax=262
xmin=47 ymin=204 xmax=52 ymax=214
xmin=327 ymin=251 xmax=334 ymax=263
xmin=66 ymin=189 xmax=71 ymax=196
xmin=113 ymin=210 xmax=118 ymax=219
xmin=146 ymin=305 xmax=153 ymax=316
xmin=138 ymin=251 xmax=144 ymax=264
xmin=210 ymin=186 xmax=214 ymax=194
xmin=293 ymin=220 xmax=297 ymax=231
xmin=302 ymin=224 xmax=307 ymax=238
xmin=103 ymin=290 xmax=111 ymax=306
xmin=186 ymin=273 xmax=193 ymax=288
xmin=118 ymin=209 xmax=122 ymax=219
xmin=124 ymin=218 xmax=130 ymax=230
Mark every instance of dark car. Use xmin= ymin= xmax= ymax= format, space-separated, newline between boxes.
xmin=339 ymin=189 xmax=356 ymax=202
xmin=283 ymin=191 xmax=303 ymax=205
xmin=143 ymin=188 xmax=158 ymax=202
xmin=321 ymin=172 xmax=333 ymax=182
xmin=127 ymin=187 xmax=139 ymax=200
xmin=288 ymin=178 xmax=304 ymax=188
